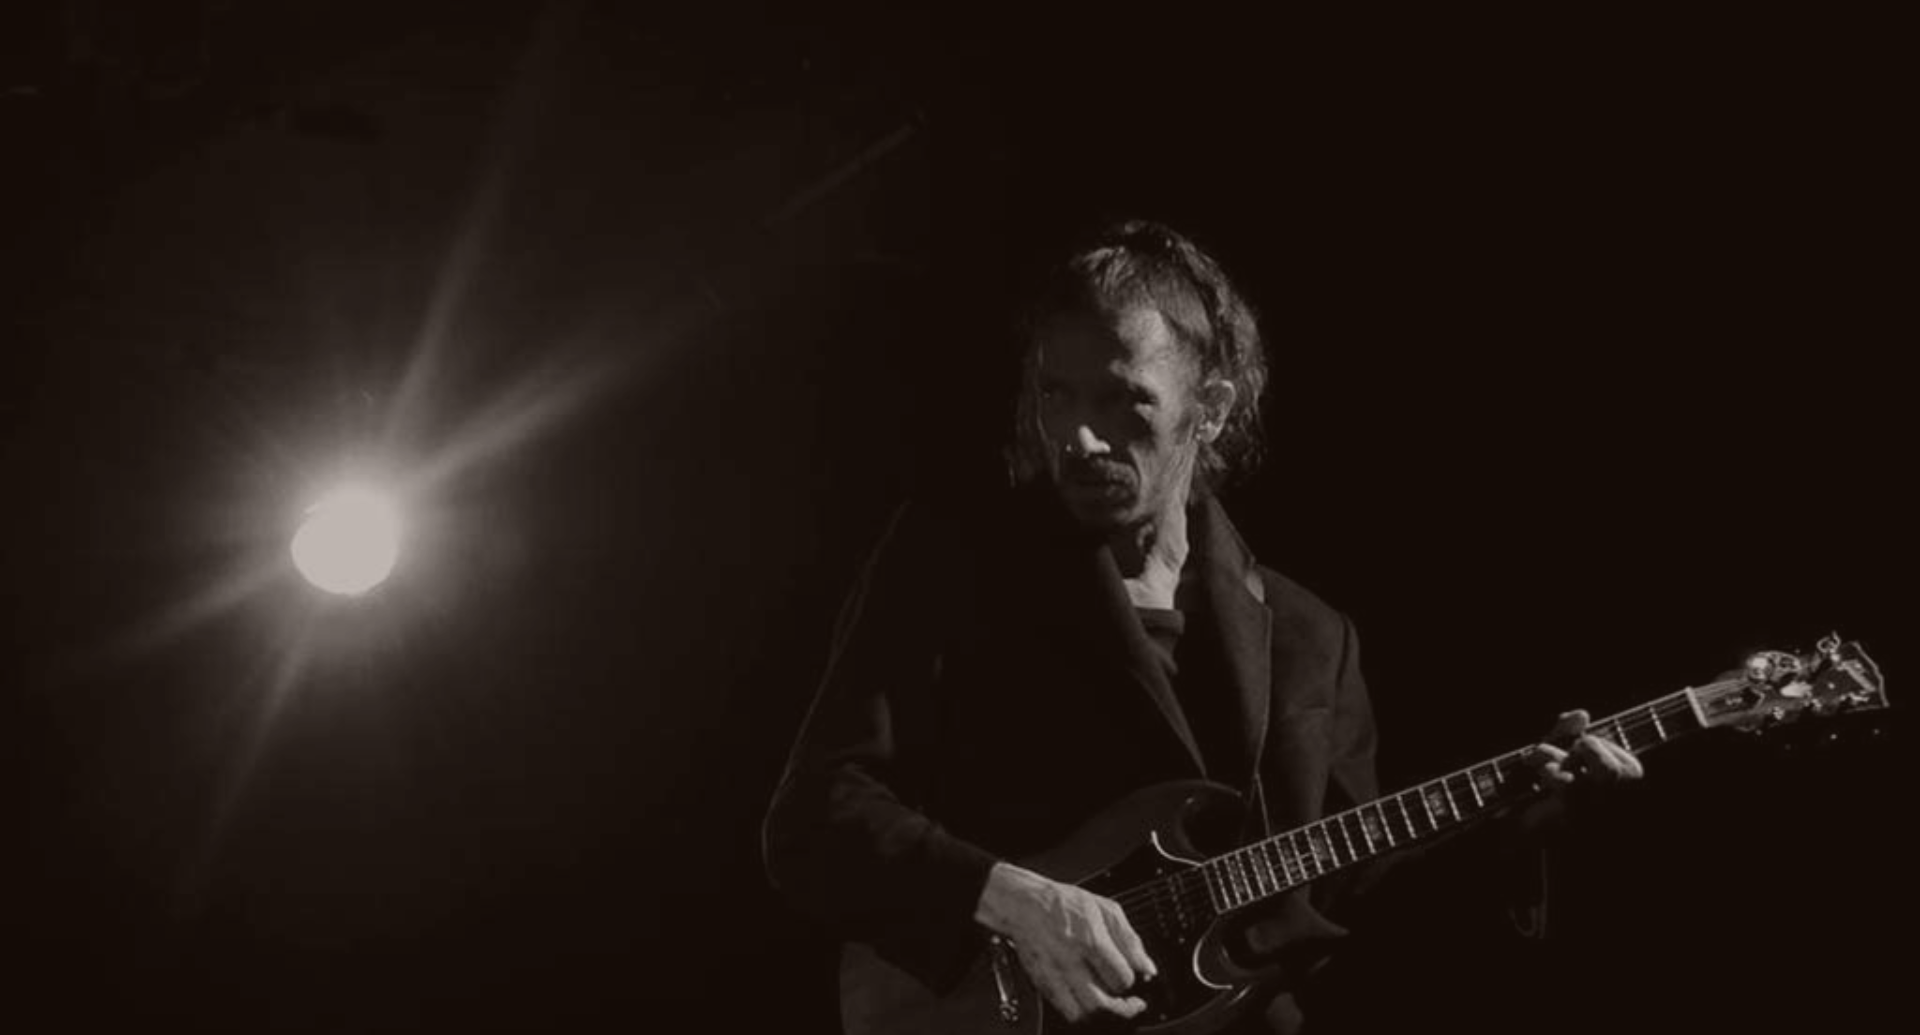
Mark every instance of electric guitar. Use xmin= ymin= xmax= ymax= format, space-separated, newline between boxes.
xmin=840 ymin=635 xmax=1887 ymax=1034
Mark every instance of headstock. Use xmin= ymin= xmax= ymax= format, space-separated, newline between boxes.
xmin=1688 ymin=634 xmax=1888 ymax=733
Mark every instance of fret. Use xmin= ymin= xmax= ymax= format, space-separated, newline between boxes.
xmin=1267 ymin=833 xmax=1297 ymax=883
xmin=1499 ymin=757 xmax=1520 ymax=794
xmin=1368 ymin=803 xmax=1395 ymax=848
xmin=1222 ymin=858 xmax=1244 ymax=908
xmin=1227 ymin=855 xmax=1250 ymax=903
xmin=1650 ymin=708 xmax=1668 ymax=742
xmin=1201 ymin=862 xmax=1225 ymax=912
xmin=1351 ymin=810 xmax=1376 ymax=854
xmin=1440 ymin=776 xmax=1463 ymax=818
xmin=1282 ymin=833 xmax=1313 ymax=883
xmin=1394 ymin=792 xmax=1425 ymax=838
xmin=1309 ymin=824 xmax=1335 ymax=869
xmin=1279 ymin=837 xmax=1304 ymax=883
xmin=1495 ymin=755 xmax=1524 ymax=795
xmin=1291 ymin=830 xmax=1319 ymax=878
xmin=1250 ymin=847 xmax=1276 ymax=896
xmin=1341 ymin=812 xmax=1370 ymax=858
xmin=1463 ymin=768 xmax=1486 ymax=810
xmin=1611 ymin=717 xmax=1633 ymax=752
xmin=1308 ymin=827 xmax=1335 ymax=872
xmin=1328 ymin=821 xmax=1355 ymax=866
xmin=1422 ymin=783 xmax=1451 ymax=825
xmin=1262 ymin=841 xmax=1291 ymax=890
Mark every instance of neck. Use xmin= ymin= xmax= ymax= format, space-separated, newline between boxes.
xmin=1110 ymin=480 xmax=1193 ymax=607
xmin=1169 ymin=689 xmax=1712 ymax=922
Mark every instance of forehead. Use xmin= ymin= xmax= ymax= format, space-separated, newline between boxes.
xmin=1033 ymin=304 xmax=1192 ymax=383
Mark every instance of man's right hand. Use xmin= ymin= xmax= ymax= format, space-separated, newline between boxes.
xmin=973 ymin=862 xmax=1158 ymax=1024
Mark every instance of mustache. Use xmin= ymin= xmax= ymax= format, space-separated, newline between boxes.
xmin=1061 ymin=459 xmax=1134 ymax=484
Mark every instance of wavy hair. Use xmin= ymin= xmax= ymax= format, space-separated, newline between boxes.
xmin=1009 ymin=220 xmax=1268 ymax=488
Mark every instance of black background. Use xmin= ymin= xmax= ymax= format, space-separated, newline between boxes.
xmin=4 ymin=3 xmax=1907 ymax=1032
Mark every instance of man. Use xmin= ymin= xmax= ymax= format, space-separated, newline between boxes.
xmin=764 ymin=221 xmax=1639 ymax=1032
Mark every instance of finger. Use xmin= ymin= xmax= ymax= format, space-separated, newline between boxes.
xmin=1083 ymin=915 xmax=1136 ymax=992
xmin=1022 ymin=946 xmax=1083 ymax=1022
xmin=1524 ymin=743 xmax=1569 ymax=770
xmin=1084 ymin=985 xmax=1148 ymax=1020
xmin=1579 ymin=736 xmax=1644 ymax=780
xmin=1526 ymin=744 xmax=1575 ymax=785
xmin=1066 ymin=959 xmax=1118 ymax=1020
xmin=1584 ymin=730 xmax=1641 ymax=768
xmin=1550 ymin=709 xmax=1591 ymax=741
xmin=1069 ymin=963 xmax=1147 ymax=1021
xmin=1102 ymin=900 xmax=1158 ymax=981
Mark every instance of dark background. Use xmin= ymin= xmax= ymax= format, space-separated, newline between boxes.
xmin=3 ymin=3 xmax=1906 ymax=1032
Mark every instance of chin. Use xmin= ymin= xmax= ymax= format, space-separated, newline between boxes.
xmin=1059 ymin=489 xmax=1140 ymax=532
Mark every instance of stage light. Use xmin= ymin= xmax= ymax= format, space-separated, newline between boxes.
xmin=290 ymin=484 xmax=402 ymax=595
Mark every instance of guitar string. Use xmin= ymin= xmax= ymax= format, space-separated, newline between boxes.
xmin=1107 ymin=692 xmax=1713 ymax=920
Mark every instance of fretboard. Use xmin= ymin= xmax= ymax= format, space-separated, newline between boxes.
xmin=1191 ymin=688 xmax=1710 ymax=914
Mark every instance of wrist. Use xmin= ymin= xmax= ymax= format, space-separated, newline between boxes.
xmin=974 ymin=861 xmax=1042 ymax=935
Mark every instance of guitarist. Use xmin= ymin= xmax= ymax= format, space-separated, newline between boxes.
xmin=764 ymin=221 xmax=1642 ymax=1033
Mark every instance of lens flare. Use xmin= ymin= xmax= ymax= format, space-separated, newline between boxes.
xmin=290 ymin=485 xmax=401 ymax=595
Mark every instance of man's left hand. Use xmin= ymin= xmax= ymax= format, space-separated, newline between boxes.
xmin=1528 ymin=709 xmax=1644 ymax=788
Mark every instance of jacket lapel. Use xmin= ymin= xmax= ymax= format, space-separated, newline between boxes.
xmin=1194 ymin=494 xmax=1274 ymax=789
xmin=1074 ymin=542 xmax=1210 ymax=778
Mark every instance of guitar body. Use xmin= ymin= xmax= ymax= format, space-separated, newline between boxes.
xmin=841 ymin=780 xmax=1296 ymax=1035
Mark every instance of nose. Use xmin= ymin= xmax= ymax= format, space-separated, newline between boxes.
xmin=1069 ymin=424 xmax=1110 ymax=457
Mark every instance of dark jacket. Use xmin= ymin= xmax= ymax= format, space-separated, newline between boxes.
xmin=762 ymin=483 xmax=1393 ymax=996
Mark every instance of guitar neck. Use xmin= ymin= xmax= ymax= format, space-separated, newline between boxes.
xmin=1193 ymin=682 xmax=1730 ymax=914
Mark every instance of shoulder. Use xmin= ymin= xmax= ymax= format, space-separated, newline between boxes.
xmin=1254 ymin=565 xmax=1347 ymax=629
xmin=1206 ymin=494 xmax=1353 ymax=637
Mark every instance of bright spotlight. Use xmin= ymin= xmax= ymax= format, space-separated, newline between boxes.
xmin=290 ymin=484 xmax=402 ymax=595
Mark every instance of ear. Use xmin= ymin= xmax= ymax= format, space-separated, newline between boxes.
xmin=1194 ymin=379 xmax=1237 ymax=443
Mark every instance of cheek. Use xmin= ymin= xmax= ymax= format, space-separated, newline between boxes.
xmin=1034 ymin=410 xmax=1069 ymax=449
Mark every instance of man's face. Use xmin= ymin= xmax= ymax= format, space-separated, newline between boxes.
xmin=1031 ymin=303 xmax=1208 ymax=532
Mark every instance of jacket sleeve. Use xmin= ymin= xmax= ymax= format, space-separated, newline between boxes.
xmin=761 ymin=503 xmax=1002 ymax=993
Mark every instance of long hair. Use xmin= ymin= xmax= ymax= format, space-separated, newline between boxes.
xmin=1009 ymin=220 xmax=1268 ymax=488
